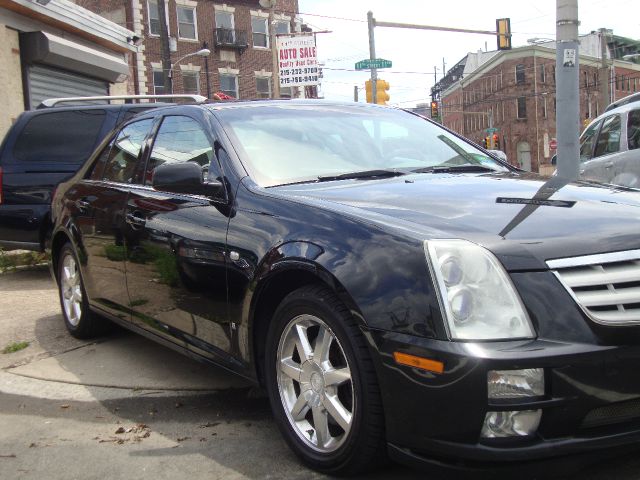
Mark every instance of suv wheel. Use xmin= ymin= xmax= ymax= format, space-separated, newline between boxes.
xmin=265 ymin=285 xmax=386 ymax=475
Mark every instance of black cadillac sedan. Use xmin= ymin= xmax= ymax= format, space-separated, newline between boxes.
xmin=49 ymin=101 xmax=640 ymax=475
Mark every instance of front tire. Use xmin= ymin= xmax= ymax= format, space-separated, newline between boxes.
xmin=57 ymin=243 xmax=107 ymax=338
xmin=265 ymin=285 xmax=386 ymax=475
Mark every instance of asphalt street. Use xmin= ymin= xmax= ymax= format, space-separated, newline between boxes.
xmin=1 ymin=268 xmax=640 ymax=479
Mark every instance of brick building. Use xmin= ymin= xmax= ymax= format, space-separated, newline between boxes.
xmin=78 ymin=0 xmax=301 ymax=99
xmin=434 ymin=32 xmax=640 ymax=173
xmin=0 ymin=0 xmax=135 ymax=138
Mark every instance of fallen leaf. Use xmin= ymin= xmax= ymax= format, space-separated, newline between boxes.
xmin=0 ymin=454 xmax=16 ymax=458
xmin=176 ymin=436 xmax=190 ymax=442
xmin=28 ymin=443 xmax=36 ymax=448
xmin=199 ymin=422 xmax=220 ymax=428
xmin=60 ymin=405 xmax=70 ymax=409
xmin=115 ymin=427 xmax=125 ymax=434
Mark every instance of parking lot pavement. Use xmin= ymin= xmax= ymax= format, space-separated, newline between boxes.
xmin=2 ymin=268 xmax=640 ymax=480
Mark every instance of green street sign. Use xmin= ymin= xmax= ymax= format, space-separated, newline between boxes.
xmin=485 ymin=127 xmax=498 ymax=134
xmin=355 ymin=58 xmax=392 ymax=70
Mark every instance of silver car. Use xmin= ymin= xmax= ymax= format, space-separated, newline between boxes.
xmin=579 ymin=99 xmax=640 ymax=188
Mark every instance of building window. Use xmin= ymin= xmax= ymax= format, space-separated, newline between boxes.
xmin=153 ymin=70 xmax=165 ymax=95
xmin=517 ymin=96 xmax=527 ymax=118
xmin=148 ymin=0 xmax=169 ymax=36
xmin=593 ymin=73 xmax=598 ymax=87
xmin=252 ymin=16 xmax=269 ymax=48
xmin=220 ymin=74 xmax=238 ymax=98
xmin=177 ymin=6 xmax=197 ymax=40
xmin=583 ymin=71 xmax=588 ymax=88
xmin=256 ymin=77 xmax=271 ymax=98
xmin=216 ymin=10 xmax=235 ymax=43
xmin=182 ymin=71 xmax=199 ymax=94
xmin=542 ymin=97 xmax=547 ymax=118
xmin=274 ymin=20 xmax=290 ymax=35
xmin=515 ymin=64 xmax=525 ymax=84
xmin=280 ymin=86 xmax=292 ymax=99
xmin=539 ymin=64 xmax=545 ymax=83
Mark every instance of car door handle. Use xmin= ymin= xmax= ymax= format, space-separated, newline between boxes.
xmin=605 ymin=162 xmax=613 ymax=169
xmin=126 ymin=212 xmax=146 ymax=227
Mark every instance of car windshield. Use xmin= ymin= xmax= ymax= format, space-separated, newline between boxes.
xmin=215 ymin=104 xmax=509 ymax=187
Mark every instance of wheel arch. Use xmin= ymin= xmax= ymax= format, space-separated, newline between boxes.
xmin=249 ymin=260 xmax=363 ymax=385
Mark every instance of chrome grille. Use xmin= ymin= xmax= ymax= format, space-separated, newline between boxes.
xmin=547 ymin=249 xmax=640 ymax=326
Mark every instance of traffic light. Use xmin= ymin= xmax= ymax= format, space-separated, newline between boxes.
xmin=484 ymin=136 xmax=490 ymax=149
xmin=430 ymin=101 xmax=439 ymax=119
xmin=365 ymin=80 xmax=373 ymax=103
xmin=376 ymin=79 xmax=390 ymax=105
xmin=496 ymin=18 xmax=512 ymax=50
xmin=492 ymin=134 xmax=500 ymax=149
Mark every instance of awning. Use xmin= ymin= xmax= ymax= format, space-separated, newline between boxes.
xmin=21 ymin=31 xmax=130 ymax=83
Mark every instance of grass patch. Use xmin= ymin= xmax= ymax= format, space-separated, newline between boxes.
xmin=2 ymin=341 xmax=30 ymax=354
xmin=0 ymin=248 xmax=49 ymax=273
xmin=129 ymin=298 xmax=149 ymax=307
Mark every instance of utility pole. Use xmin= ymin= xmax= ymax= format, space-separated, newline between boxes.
xmin=555 ymin=0 xmax=580 ymax=180
xmin=488 ymin=110 xmax=494 ymax=149
xmin=367 ymin=11 xmax=377 ymax=103
xmin=599 ymin=28 xmax=610 ymax=112
xmin=157 ymin=0 xmax=172 ymax=94
xmin=354 ymin=85 xmax=358 ymax=102
xmin=270 ymin=4 xmax=280 ymax=99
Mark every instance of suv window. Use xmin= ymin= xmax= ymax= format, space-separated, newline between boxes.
xmin=102 ymin=119 xmax=154 ymax=183
xmin=628 ymin=109 xmax=640 ymax=151
xmin=14 ymin=110 xmax=107 ymax=163
xmin=579 ymin=119 xmax=602 ymax=162
xmin=593 ymin=114 xmax=621 ymax=158
xmin=145 ymin=116 xmax=215 ymax=185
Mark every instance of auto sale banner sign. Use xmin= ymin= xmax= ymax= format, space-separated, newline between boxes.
xmin=277 ymin=34 xmax=319 ymax=87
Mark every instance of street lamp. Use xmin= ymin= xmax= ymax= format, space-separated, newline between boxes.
xmin=168 ymin=48 xmax=211 ymax=93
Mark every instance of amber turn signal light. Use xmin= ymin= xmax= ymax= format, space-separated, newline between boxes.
xmin=393 ymin=352 xmax=444 ymax=374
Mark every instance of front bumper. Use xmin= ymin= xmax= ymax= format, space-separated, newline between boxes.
xmin=369 ymin=329 xmax=640 ymax=468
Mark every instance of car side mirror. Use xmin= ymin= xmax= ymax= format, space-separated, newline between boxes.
xmin=152 ymin=162 xmax=224 ymax=198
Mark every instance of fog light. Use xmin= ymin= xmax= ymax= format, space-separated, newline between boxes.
xmin=488 ymin=368 xmax=544 ymax=399
xmin=481 ymin=410 xmax=541 ymax=438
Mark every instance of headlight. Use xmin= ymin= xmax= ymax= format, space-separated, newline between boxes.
xmin=425 ymin=239 xmax=535 ymax=340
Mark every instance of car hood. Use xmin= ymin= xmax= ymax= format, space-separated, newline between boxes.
xmin=271 ymin=172 xmax=640 ymax=271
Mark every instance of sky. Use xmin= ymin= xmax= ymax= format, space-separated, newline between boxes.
xmin=297 ymin=0 xmax=639 ymax=107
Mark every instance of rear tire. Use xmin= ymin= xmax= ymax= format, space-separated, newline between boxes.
xmin=265 ymin=284 xmax=386 ymax=476
xmin=57 ymin=242 xmax=108 ymax=338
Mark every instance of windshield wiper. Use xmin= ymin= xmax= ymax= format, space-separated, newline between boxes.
xmin=412 ymin=164 xmax=496 ymax=174
xmin=317 ymin=169 xmax=407 ymax=182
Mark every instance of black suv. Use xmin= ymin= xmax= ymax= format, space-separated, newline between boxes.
xmin=0 ymin=95 xmax=206 ymax=251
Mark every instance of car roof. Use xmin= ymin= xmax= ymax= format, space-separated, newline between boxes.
xmin=582 ymin=98 xmax=640 ymax=135
xmin=604 ymin=92 xmax=640 ymax=113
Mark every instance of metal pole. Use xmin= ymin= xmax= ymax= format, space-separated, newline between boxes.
xmin=354 ymin=85 xmax=358 ymax=102
xmin=599 ymin=28 xmax=610 ymax=111
xmin=367 ymin=11 xmax=377 ymax=103
xmin=271 ymin=6 xmax=280 ymax=98
xmin=157 ymin=0 xmax=172 ymax=94
xmin=203 ymin=41 xmax=211 ymax=99
xmin=555 ymin=0 xmax=580 ymax=179
xmin=489 ymin=110 xmax=494 ymax=149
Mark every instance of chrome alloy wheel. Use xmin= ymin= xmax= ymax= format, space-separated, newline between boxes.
xmin=61 ymin=253 xmax=83 ymax=326
xmin=277 ymin=314 xmax=354 ymax=453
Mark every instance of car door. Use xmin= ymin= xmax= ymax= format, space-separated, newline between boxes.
xmin=75 ymin=118 xmax=156 ymax=321
xmin=582 ymin=114 xmax=622 ymax=184
xmin=123 ymin=113 xmax=234 ymax=362
xmin=612 ymin=108 xmax=640 ymax=188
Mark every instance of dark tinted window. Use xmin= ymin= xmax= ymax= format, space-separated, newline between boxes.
xmin=628 ymin=109 xmax=640 ymax=151
xmin=593 ymin=114 xmax=621 ymax=157
xmin=145 ymin=116 xmax=213 ymax=185
xmin=86 ymin=137 xmax=115 ymax=180
xmin=14 ymin=110 xmax=106 ymax=163
xmin=102 ymin=119 xmax=153 ymax=183
xmin=579 ymin=119 xmax=602 ymax=161
xmin=119 ymin=107 xmax=157 ymax=125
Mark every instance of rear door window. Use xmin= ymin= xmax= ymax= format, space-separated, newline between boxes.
xmin=13 ymin=110 xmax=107 ymax=164
xmin=627 ymin=109 xmax=640 ymax=151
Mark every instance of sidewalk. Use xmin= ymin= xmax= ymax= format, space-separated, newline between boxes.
xmin=0 ymin=268 xmax=249 ymax=398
